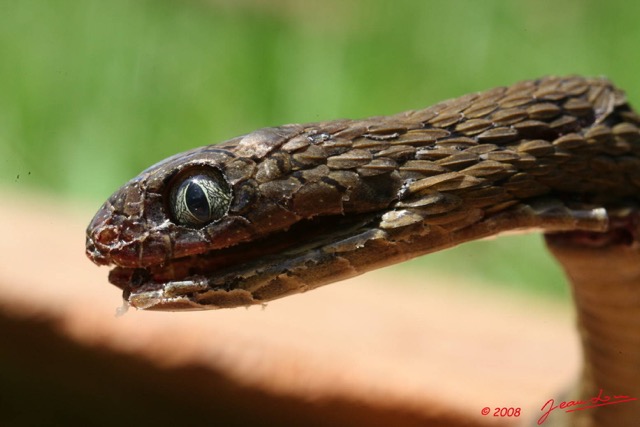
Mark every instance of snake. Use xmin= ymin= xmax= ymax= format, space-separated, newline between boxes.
xmin=86 ymin=76 xmax=640 ymax=426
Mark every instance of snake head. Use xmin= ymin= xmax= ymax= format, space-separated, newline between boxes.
xmin=85 ymin=122 xmax=409 ymax=310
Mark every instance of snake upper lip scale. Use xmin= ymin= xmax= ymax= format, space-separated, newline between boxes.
xmin=85 ymin=76 xmax=640 ymax=311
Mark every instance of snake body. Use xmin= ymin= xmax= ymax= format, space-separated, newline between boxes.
xmin=86 ymin=76 xmax=640 ymax=310
xmin=86 ymin=76 xmax=640 ymax=425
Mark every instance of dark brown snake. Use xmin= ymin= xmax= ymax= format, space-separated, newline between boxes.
xmin=86 ymin=76 xmax=640 ymax=426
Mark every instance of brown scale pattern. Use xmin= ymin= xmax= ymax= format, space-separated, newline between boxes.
xmin=85 ymin=76 xmax=640 ymax=303
xmin=83 ymin=77 xmax=640 ymax=427
xmin=237 ymin=75 xmax=640 ymax=233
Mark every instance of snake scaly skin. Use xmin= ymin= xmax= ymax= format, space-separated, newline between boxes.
xmin=86 ymin=76 xmax=640 ymax=310
xmin=87 ymin=76 xmax=640 ymax=426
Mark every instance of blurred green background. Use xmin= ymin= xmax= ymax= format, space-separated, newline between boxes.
xmin=2 ymin=0 xmax=640 ymax=300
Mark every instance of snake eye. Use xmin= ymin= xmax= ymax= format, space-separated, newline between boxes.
xmin=170 ymin=169 xmax=232 ymax=228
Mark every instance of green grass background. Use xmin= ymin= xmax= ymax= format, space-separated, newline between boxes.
xmin=3 ymin=0 xmax=640 ymax=300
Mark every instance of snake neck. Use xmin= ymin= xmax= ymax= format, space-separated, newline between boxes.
xmin=546 ymin=222 xmax=640 ymax=427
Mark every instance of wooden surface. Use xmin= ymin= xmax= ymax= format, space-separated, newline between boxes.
xmin=0 ymin=189 xmax=580 ymax=426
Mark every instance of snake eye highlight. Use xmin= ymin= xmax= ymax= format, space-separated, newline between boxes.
xmin=170 ymin=169 xmax=232 ymax=228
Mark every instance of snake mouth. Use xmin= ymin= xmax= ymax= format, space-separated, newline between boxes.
xmin=105 ymin=198 xmax=616 ymax=311
xmin=108 ymin=212 xmax=388 ymax=310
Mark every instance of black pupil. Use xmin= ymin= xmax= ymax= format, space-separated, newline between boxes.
xmin=185 ymin=182 xmax=210 ymax=222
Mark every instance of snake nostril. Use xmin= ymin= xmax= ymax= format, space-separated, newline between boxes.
xmin=96 ymin=226 xmax=119 ymax=245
